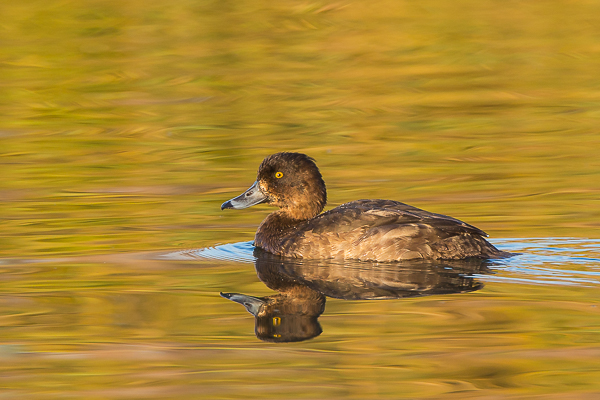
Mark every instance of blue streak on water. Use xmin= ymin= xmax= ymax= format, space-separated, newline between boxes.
xmin=161 ymin=241 xmax=256 ymax=263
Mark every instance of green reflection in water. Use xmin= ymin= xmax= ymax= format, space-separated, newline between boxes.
xmin=1 ymin=0 xmax=600 ymax=257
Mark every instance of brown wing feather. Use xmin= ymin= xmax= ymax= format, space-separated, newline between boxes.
xmin=307 ymin=199 xmax=488 ymax=237
xmin=274 ymin=200 xmax=502 ymax=261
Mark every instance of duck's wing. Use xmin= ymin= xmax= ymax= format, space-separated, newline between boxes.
xmin=307 ymin=199 xmax=488 ymax=238
xmin=281 ymin=199 xmax=504 ymax=261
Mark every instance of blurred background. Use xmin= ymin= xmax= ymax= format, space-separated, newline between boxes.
xmin=1 ymin=1 xmax=599 ymax=399
xmin=2 ymin=0 xmax=599 ymax=257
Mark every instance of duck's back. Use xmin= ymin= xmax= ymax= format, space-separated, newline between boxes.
xmin=267 ymin=200 xmax=507 ymax=261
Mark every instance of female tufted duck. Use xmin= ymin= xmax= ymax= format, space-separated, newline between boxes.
xmin=221 ymin=152 xmax=510 ymax=261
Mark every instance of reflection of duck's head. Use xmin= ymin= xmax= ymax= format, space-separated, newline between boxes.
xmin=221 ymin=248 xmax=327 ymax=342
xmin=220 ymin=291 xmax=324 ymax=343
xmin=221 ymin=152 xmax=326 ymax=220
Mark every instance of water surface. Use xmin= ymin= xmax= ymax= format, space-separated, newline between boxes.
xmin=1 ymin=0 xmax=600 ymax=398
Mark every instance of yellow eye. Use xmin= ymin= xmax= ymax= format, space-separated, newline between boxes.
xmin=275 ymin=171 xmax=283 ymax=178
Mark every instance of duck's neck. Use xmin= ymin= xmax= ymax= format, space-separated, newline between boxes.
xmin=254 ymin=210 xmax=314 ymax=255
xmin=255 ymin=185 xmax=326 ymax=254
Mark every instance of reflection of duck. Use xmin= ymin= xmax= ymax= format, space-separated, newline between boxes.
xmin=222 ymin=152 xmax=510 ymax=262
xmin=222 ymin=248 xmax=491 ymax=342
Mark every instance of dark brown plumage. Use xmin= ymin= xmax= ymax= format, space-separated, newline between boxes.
xmin=221 ymin=152 xmax=510 ymax=262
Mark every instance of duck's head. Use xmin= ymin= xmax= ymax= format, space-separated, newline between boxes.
xmin=221 ymin=152 xmax=327 ymax=220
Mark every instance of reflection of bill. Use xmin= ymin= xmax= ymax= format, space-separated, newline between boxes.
xmin=221 ymin=248 xmax=494 ymax=343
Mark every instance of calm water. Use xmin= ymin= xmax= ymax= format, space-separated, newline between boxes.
xmin=2 ymin=0 xmax=600 ymax=398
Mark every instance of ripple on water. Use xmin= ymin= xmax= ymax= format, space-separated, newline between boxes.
xmin=486 ymin=237 xmax=600 ymax=287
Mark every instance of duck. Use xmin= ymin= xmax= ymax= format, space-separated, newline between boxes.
xmin=221 ymin=152 xmax=510 ymax=262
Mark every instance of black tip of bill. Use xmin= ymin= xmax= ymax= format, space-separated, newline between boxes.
xmin=221 ymin=200 xmax=234 ymax=210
